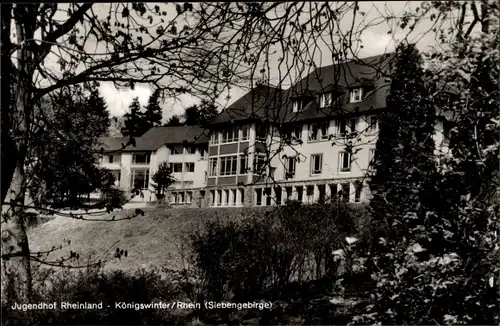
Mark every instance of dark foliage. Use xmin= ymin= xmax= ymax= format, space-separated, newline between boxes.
xmin=183 ymin=99 xmax=218 ymax=126
xmin=164 ymin=114 xmax=182 ymax=126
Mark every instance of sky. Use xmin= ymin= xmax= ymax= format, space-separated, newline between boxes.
xmin=14 ymin=2 xmax=465 ymax=123
xmin=96 ymin=1 xmax=453 ymax=121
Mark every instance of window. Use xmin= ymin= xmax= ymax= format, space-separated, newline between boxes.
xmin=318 ymin=184 xmax=326 ymax=202
xmin=220 ymin=156 xmax=238 ymax=176
xmin=186 ymin=191 xmax=192 ymax=204
xmin=108 ymin=155 xmax=114 ymax=163
xmin=222 ymin=126 xmax=238 ymax=143
xmin=241 ymin=125 xmax=249 ymax=141
xmin=130 ymin=169 xmax=150 ymax=190
xmin=210 ymin=190 xmax=215 ymax=206
xmin=284 ymin=125 xmax=302 ymax=141
xmin=329 ymin=184 xmax=337 ymax=200
xmin=349 ymin=88 xmax=363 ymax=103
xmin=320 ymin=92 xmax=333 ymax=108
xmin=239 ymin=155 xmax=248 ymax=174
xmin=238 ymin=189 xmax=245 ymax=206
xmin=169 ymin=163 xmax=183 ymax=173
xmin=210 ymin=131 xmax=219 ymax=145
xmin=264 ymin=188 xmax=272 ymax=206
xmin=188 ymin=146 xmax=196 ymax=154
xmin=368 ymin=149 xmax=376 ymax=171
xmin=169 ymin=146 xmax=181 ymax=155
xmin=292 ymin=99 xmax=304 ymax=112
xmin=306 ymin=185 xmax=314 ymax=202
xmin=216 ymin=190 xmax=222 ymax=206
xmin=209 ymin=158 xmax=218 ymax=176
xmin=185 ymin=162 xmax=195 ymax=172
xmin=368 ymin=116 xmax=378 ymax=134
xmin=285 ymin=187 xmax=293 ymax=201
xmin=255 ymin=123 xmax=267 ymax=141
xmin=338 ymin=118 xmax=357 ymax=137
xmin=274 ymin=187 xmax=282 ymax=205
xmin=170 ymin=192 xmax=176 ymax=204
xmin=354 ymin=181 xmax=363 ymax=202
xmin=132 ymin=152 xmax=150 ymax=164
xmin=285 ymin=156 xmax=296 ymax=179
xmin=296 ymin=186 xmax=303 ymax=202
xmin=200 ymin=147 xmax=207 ymax=160
xmin=254 ymin=154 xmax=266 ymax=174
xmin=255 ymin=188 xmax=263 ymax=206
xmin=340 ymin=183 xmax=350 ymax=202
xmin=339 ymin=152 xmax=351 ymax=172
xmin=308 ymin=122 xmax=329 ymax=141
xmin=177 ymin=192 xmax=185 ymax=204
xmin=230 ymin=189 xmax=237 ymax=206
xmin=310 ymin=154 xmax=323 ymax=175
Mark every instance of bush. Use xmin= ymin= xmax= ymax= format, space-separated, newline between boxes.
xmin=2 ymin=265 xmax=189 ymax=326
xmin=99 ymin=187 xmax=127 ymax=209
xmin=188 ymin=201 xmax=367 ymax=303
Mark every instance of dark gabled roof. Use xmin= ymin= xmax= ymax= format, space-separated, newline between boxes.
xmin=130 ymin=125 xmax=209 ymax=151
xmin=281 ymin=52 xmax=396 ymax=124
xmin=99 ymin=125 xmax=209 ymax=153
xmin=210 ymin=84 xmax=285 ymax=126
xmin=99 ymin=136 xmax=130 ymax=153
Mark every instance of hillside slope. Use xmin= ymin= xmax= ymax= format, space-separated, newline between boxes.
xmin=29 ymin=207 xmax=271 ymax=272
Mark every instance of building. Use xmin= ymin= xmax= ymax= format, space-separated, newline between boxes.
xmin=100 ymin=125 xmax=209 ymax=205
xmin=100 ymin=52 xmax=451 ymax=207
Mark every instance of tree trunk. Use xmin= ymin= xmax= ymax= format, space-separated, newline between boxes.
xmin=1 ymin=5 xmax=39 ymax=302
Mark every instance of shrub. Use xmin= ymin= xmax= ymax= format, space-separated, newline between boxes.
xmin=188 ymin=201 xmax=366 ymax=303
xmin=99 ymin=187 xmax=127 ymax=209
xmin=2 ymin=265 xmax=188 ymax=326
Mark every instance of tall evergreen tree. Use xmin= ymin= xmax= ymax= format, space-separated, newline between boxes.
xmin=368 ymin=43 xmax=437 ymax=243
xmin=143 ymin=89 xmax=163 ymax=128
xmin=121 ymin=97 xmax=149 ymax=137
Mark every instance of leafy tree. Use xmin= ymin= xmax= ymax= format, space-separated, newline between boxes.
xmin=353 ymin=5 xmax=500 ymax=324
xmin=164 ymin=114 xmax=182 ymax=126
xmin=151 ymin=162 xmax=175 ymax=199
xmin=29 ymin=84 xmax=111 ymax=206
xmin=183 ymin=99 xmax=218 ymax=126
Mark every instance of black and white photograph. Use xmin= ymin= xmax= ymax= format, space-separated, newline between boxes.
xmin=1 ymin=2 xmax=499 ymax=325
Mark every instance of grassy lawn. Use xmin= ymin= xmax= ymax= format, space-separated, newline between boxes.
xmin=28 ymin=206 xmax=272 ymax=272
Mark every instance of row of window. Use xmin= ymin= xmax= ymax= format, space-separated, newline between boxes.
xmin=292 ymin=88 xmax=364 ymax=113
xmin=286 ymin=116 xmax=378 ymax=142
xmin=254 ymin=182 xmax=364 ymax=206
xmin=210 ymin=189 xmax=245 ymax=207
xmin=208 ymin=154 xmax=267 ymax=177
xmin=169 ymin=162 xmax=195 ymax=173
xmin=285 ymin=149 xmax=375 ymax=178
xmin=210 ymin=125 xmax=250 ymax=144
xmin=170 ymin=191 xmax=193 ymax=204
xmin=169 ymin=146 xmax=207 ymax=158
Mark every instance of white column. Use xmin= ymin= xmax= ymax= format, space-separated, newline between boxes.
xmin=325 ymin=183 xmax=331 ymax=199
xmin=215 ymin=190 xmax=220 ymax=207
xmin=229 ymin=189 xmax=235 ymax=206
xmin=236 ymin=189 xmax=242 ymax=206
xmin=281 ymin=188 xmax=287 ymax=205
xmin=292 ymin=186 xmax=298 ymax=201
xmin=313 ymin=185 xmax=320 ymax=203
xmin=271 ymin=188 xmax=276 ymax=206
xmin=349 ymin=182 xmax=355 ymax=203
